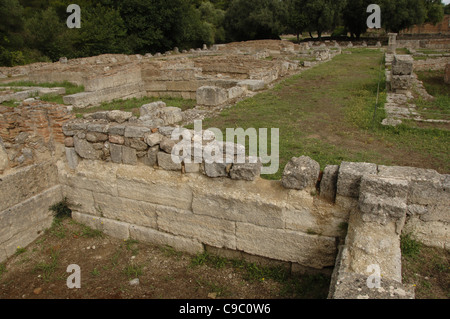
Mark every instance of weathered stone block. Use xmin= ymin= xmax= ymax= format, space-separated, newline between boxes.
xmin=65 ymin=147 xmax=78 ymax=169
xmin=124 ymin=126 xmax=151 ymax=138
xmin=93 ymin=193 xmax=157 ymax=229
xmin=73 ymin=136 xmax=102 ymax=160
xmin=122 ymin=146 xmax=137 ymax=165
xmin=229 ymin=156 xmax=262 ymax=181
xmin=336 ymin=162 xmax=377 ymax=198
xmin=157 ymin=151 xmax=181 ymax=171
xmin=145 ymin=133 xmax=163 ymax=147
xmin=110 ymin=143 xmax=122 ymax=164
xmin=129 ymin=224 xmax=204 ymax=255
xmin=157 ymin=206 xmax=236 ymax=249
xmin=238 ymin=80 xmax=266 ymax=91
xmin=281 ymin=156 xmax=320 ymax=190
xmin=196 ymin=86 xmax=228 ymax=106
xmin=116 ymin=165 xmax=193 ymax=210
xmin=107 ymin=110 xmax=132 ymax=123
xmin=320 ymin=165 xmax=339 ymax=202
xmin=236 ymin=223 xmax=337 ymax=269
xmin=192 ymin=185 xmax=284 ymax=228
xmin=390 ymin=75 xmax=413 ymax=91
xmin=392 ymin=55 xmax=414 ymax=75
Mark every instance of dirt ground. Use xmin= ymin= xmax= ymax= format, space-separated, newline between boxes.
xmin=0 ymin=217 xmax=330 ymax=300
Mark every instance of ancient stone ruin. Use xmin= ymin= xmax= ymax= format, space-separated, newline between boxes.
xmin=0 ymin=40 xmax=448 ymax=299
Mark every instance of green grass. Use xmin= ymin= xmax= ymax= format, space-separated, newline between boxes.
xmin=401 ymin=233 xmax=422 ymax=260
xmin=197 ymin=48 xmax=449 ymax=178
xmin=33 ymin=248 xmax=60 ymax=281
xmin=123 ymin=264 xmax=143 ymax=279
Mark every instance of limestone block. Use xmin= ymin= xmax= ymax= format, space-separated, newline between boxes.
xmin=140 ymin=101 xmax=166 ymax=117
xmin=157 ymin=151 xmax=182 ymax=171
xmin=122 ymin=146 xmax=137 ymax=165
xmin=107 ymin=110 xmax=133 ymax=124
xmin=236 ymin=222 xmax=337 ymax=269
xmin=156 ymin=206 xmax=236 ymax=249
xmin=281 ymin=156 xmax=320 ymax=190
xmin=343 ymin=212 xmax=403 ymax=282
xmin=108 ymin=124 xmax=126 ymax=136
xmin=196 ymin=86 xmax=228 ymax=106
xmin=390 ymin=75 xmax=413 ymax=91
xmin=65 ymin=147 xmax=78 ymax=169
xmin=63 ymin=161 xmax=119 ymax=197
xmin=129 ymin=224 xmax=204 ymax=255
xmin=320 ymin=165 xmax=339 ymax=202
xmin=192 ymin=183 xmax=284 ymax=228
xmin=124 ymin=138 xmax=148 ymax=151
xmin=237 ymin=80 xmax=266 ymax=91
xmin=336 ymin=162 xmax=377 ymax=198
xmin=124 ymin=126 xmax=151 ymax=138
xmin=93 ymin=193 xmax=157 ymax=229
xmin=73 ymin=136 xmax=102 ymax=160
xmin=229 ymin=156 xmax=262 ymax=181
xmin=116 ymin=165 xmax=193 ymax=210
xmin=145 ymin=133 xmax=163 ymax=147
xmin=392 ymin=55 xmax=414 ymax=75
xmin=110 ymin=143 xmax=122 ymax=164
xmin=204 ymin=161 xmax=231 ymax=178
xmin=228 ymin=86 xmax=246 ymax=99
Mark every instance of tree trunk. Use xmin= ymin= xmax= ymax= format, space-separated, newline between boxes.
xmin=309 ymin=31 xmax=314 ymax=39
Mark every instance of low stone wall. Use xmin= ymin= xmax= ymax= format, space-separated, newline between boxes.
xmin=58 ymin=160 xmax=345 ymax=271
xmin=413 ymin=56 xmax=450 ymax=72
xmin=0 ymin=161 xmax=63 ymax=263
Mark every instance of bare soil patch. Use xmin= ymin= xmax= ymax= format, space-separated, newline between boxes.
xmin=0 ymin=217 xmax=330 ymax=300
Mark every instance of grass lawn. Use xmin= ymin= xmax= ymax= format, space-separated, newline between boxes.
xmin=199 ymin=48 xmax=449 ymax=180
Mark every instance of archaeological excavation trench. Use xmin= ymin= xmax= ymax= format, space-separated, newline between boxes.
xmin=0 ymin=39 xmax=448 ymax=299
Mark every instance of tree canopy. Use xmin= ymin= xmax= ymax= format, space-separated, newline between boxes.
xmin=0 ymin=0 xmax=447 ymax=66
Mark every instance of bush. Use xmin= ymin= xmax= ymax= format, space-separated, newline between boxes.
xmin=49 ymin=197 xmax=72 ymax=219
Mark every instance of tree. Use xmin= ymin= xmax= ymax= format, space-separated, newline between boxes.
xmin=23 ymin=7 xmax=68 ymax=61
xmin=343 ymin=0 xmax=375 ymax=39
xmin=224 ymin=0 xmax=288 ymax=42
xmin=300 ymin=0 xmax=344 ymax=40
xmin=379 ymin=0 xmax=427 ymax=33
xmin=423 ymin=0 xmax=445 ymax=25
xmin=287 ymin=0 xmax=309 ymax=42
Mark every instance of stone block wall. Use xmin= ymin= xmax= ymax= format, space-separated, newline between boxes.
xmin=0 ymin=161 xmax=63 ymax=263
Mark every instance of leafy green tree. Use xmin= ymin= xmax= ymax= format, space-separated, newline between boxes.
xmin=23 ymin=7 xmax=68 ymax=61
xmin=287 ymin=0 xmax=309 ymax=42
xmin=0 ymin=0 xmax=24 ymax=49
xmin=423 ymin=0 xmax=445 ymax=25
xmin=224 ymin=0 xmax=288 ymax=42
xmin=199 ymin=1 xmax=226 ymax=43
xmin=379 ymin=0 xmax=427 ymax=33
xmin=343 ymin=0 xmax=375 ymax=39
xmin=70 ymin=4 xmax=130 ymax=57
